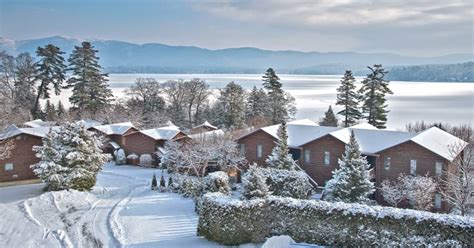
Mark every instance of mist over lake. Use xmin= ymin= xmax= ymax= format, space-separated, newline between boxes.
xmin=52 ymin=74 xmax=474 ymax=130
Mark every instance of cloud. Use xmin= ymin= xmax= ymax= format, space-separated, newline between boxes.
xmin=194 ymin=0 xmax=472 ymax=28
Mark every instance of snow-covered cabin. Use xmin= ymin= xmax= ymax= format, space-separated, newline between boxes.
xmin=123 ymin=124 xmax=188 ymax=166
xmin=190 ymin=121 xmax=218 ymax=134
xmin=89 ymin=122 xmax=138 ymax=154
xmin=237 ymin=120 xmax=468 ymax=212
xmin=0 ymin=125 xmax=56 ymax=184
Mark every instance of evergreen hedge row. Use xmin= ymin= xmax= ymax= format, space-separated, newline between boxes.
xmin=197 ymin=193 xmax=474 ymax=246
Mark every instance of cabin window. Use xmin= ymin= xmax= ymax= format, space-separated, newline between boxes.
xmin=5 ymin=163 xmax=13 ymax=171
xmin=410 ymin=159 xmax=417 ymax=175
xmin=384 ymin=157 xmax=391 ymax=170
xmin=324 ymin=151 xmax=330 ymax=166
xmin=257 ymin=144 xmax=263 ymax=158
xmin=435 ymin=193 xmax=442 ymax=209
xmin=240 ymin=144 xmax=246 ymax=156
xmin=435 ymin=162 xmax=443 ymax=176
xmin=304 ymin=149 xmax=311 ymax=164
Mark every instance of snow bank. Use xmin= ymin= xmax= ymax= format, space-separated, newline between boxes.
xmin=197 ymin=193 xmax=474 ymax=246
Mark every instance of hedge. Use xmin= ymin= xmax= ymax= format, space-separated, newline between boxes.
xmin=197 ymin=193 xmax=474 ymax=246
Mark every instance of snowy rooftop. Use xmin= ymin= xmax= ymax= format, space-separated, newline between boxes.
xmin=76 ymin=119 xmax=102 ymax=129
xmin=287 ymin=119 xmax=319 ymax=126
xmin=92 ymin=122 xmax=135 ymax=135
xmin=140 ymin=125 xmax=182 ymax=140
xmin=193 ymin=121 xmax=217 ymax=130
xmin=0 ymin=124 xmax=58 ymax=140
xmin=189 ymin=129 xmax=225 ymax=141
xmin=260 ymin=122 xmax=340 ymax=148
xmin=23 ymin=119 xmax=56 ymax=128
xmin=411 ymin=127 xmax=468 ymax=161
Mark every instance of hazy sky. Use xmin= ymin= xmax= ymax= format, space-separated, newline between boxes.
xmin=1 ymin=0 xmax=473 ymax=56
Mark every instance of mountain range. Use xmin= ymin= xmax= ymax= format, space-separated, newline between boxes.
xmin=1 ymin=36 xmax=473 ymax=76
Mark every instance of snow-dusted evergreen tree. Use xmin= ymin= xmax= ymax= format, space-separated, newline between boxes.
xmin=325 ymin=131 xmax=375 ymax=203
xmin=215 ymin=81 xmax=246 ymax=128
xmin=44 ymin=99 xmax=56 ymax=121
xmin=31 ymin=122 xmax=107 ymax=191
xmin=336 ymin=70 xmax=362 ymax=127
xmin=262 ymin=68 xmax=295 ymax=124
xmin=151 ymin=173 xmax=158 ymax=190
xmin=246 ymin=86 xmax=271 ymax=126
xmin=243 ymin=164 xmax=269 ymax=199
xmin=67 ymin=42 xmax=113 ymax=116
xmin=34 ymin=44 xmax=66 ymax=118
xmin=319 ymin=105 xmax=338 ymax=127
xmin=56 ymin=100 xmax=67 ymax=120
xmin=266 ymin=121 xmax=297 ymax=170
xmin=358 ymin=65 xmax=393 ymax=129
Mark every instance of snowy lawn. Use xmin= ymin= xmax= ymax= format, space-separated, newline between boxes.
xmin=0 ymin=163 xmax=260 ymax=247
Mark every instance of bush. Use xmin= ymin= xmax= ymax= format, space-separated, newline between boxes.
xmin=259 ymin=168 xmax=312 ymax=199
xmin=115 ymin=149 xmax=126 ymax=165
xmin=242 ymin=165 xmax=269 ymax=199
xmin=197 ymin=193 xmax=474 ymax=246
xmin=171 ymin=173 xmax=203 ymax=198
xmin=139 ymin=154 xmax=153 ymax=167
xmin=203 ymin=171 xmax=231 ymax=195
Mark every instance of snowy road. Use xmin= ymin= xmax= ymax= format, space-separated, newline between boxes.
xmin=0 ymin=164 xmax=228 ymax=248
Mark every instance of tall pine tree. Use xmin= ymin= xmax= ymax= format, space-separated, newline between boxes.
xmin=246 ymin=86 xmax=271 ymax=126
xmin=266 ymin=121 xmax=297 ymax=170
xmin=44 ymin=100 xmax=56 ymax=121
xmin=325 ymin=131 xmax=375 ymax=203
xmin=67 ymin=42 xmax=112 ymax=116
xmin=56 ymin=100 xmax=66 ymax=120
xmin=34 ymin=44 xmax=66 ymax=118
xmin=216 ymin=81 xmax=246 ymax=128
xmin=358 ymin=65 xmax=393 ymax=129
xmin=262 ymin=68 xmax=294 ymax=124
xmin=336 ymin=70 xmax=361 ymax=127
xmin=319 ymin=105 xmax=338 ymax=127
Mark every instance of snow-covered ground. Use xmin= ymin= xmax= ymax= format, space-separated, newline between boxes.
xmin=0 ymin=163 xmax=260 ymax=247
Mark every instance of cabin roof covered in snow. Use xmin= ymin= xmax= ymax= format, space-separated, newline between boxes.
xmin=92 ymin=122 xmax=135 ymax=135
xmin=193 ymin=121 xmax=217 ymax=130
xmin=0 ymin=124 xmax=58 ymax=140
xmin=139 ymin=125 xmax=183 ymax=140
xmin=287 ymin=119 xmax=319 ymax=126
xmin=23 ymin=119 xmax=56 ymax=128
xmin=189 ymin=129 xmax=225 ymax=141
xmin=76 ymin=119 xmax=102 ymax=129
xmin=411 ymin=127 xmax=467 ymax=161
xmin=261 ymin=123 xmax=340 ymax=148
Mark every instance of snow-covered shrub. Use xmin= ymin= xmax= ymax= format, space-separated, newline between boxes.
xmin=151 ymin=173 xmax=158 ymax=190
xmin=171 ymin=173 xmax=203 ymax=198
xmin=203 ymin=171 xmax=231 ymax=195
xmin=160 ymin=174 xmax=166 ymax=192
xmin=242 ymin=165 xmax=269 ymax=199
xmin=259 ymin=167 xmax=312 ymax=199
xmin=197 ymin=193 xmax=474 ymax=246
xmin=127 ymin=153 xmax=138 ymax=160
xmin=115 ymin=149 xmax=126 ymax=165
xmin=139 ymin=154 xmax=153 ymax=167
xmin=31 ymin=122 xmax=108 ymax=191
xmin=381 ymin=174 xmax=437 ymax=211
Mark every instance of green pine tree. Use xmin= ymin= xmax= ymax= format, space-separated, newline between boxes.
xmin=151 ymin=173 xmax=158 ymax=190
xmin=56 ymin=100 xmax=66 ymax=119
xmin=242 ymin=165 xmax=270 ymax=199
xmin=44 ymin=100 xmax=56 ymax=121
xmin=319 ymin=105 xmax=338 ymax=127
xmin=262 ymin=68 xmax=294 ymax=124
xmin=217 ymin=81 xmax=246 ymax=128
xmin=336 ymin=70 xmax=362 ymax=127
xmin=358 ymin=65 xmax=393 ymax=129
xmin=325 ymin=131 xmax=375 ymax=203
xmin=34 ymin=44 xmax=66 ymax=118
xmin=266 ymin=121 xmax=297 ymax=170
xmin=67 ymin=42 xmax=113 ymax=116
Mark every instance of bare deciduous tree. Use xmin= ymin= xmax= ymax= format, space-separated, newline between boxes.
xmin=439 ymin=142 xmax=473 ymax=216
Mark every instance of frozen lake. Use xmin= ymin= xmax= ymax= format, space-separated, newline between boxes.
xmin=52 ymin=74 xmax=474 ymax=130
